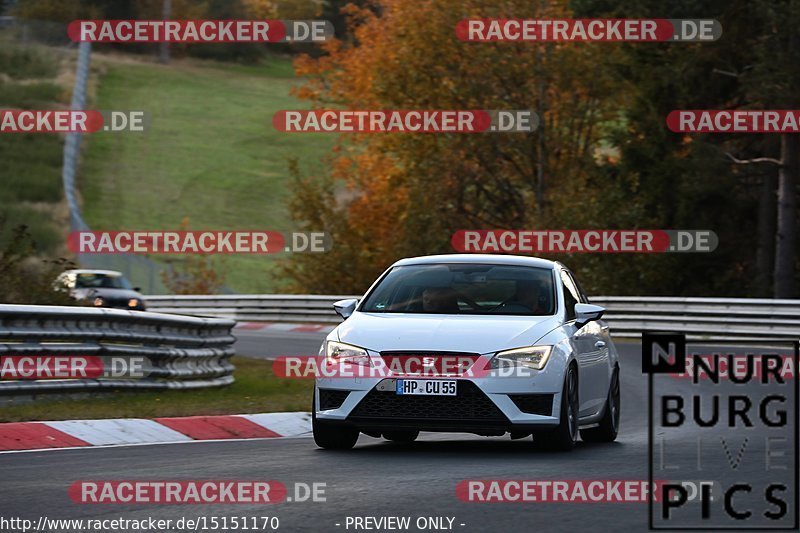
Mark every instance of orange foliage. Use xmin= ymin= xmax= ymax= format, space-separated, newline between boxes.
xmin=280 ymin=0 xmax=626 ymax=293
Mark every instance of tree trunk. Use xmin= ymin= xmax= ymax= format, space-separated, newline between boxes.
xmin=756 ymin=168 xmax=777 ymax=295
xmin=158 ymin=0 xmax=172 ymax=64
xmin=774 ymin=134 xmax=798 ymax=297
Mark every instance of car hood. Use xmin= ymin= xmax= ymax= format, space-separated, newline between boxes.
xmin=336 ymin=312 xmax=560 ymax=354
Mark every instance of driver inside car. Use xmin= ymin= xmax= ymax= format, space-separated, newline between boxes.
xmin=497 ymin=280 xmax=549 ymax=314
xmin=421 ymin=287 xmax=459 ymax=313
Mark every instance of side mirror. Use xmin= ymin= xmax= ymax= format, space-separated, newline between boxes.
xmin=574 ymin=303 xmax=605 ymax=328
xmin=133 ymin=287 xmax=142 ymax=292
xmin=333 ymin=298 xmax=359 ymax=319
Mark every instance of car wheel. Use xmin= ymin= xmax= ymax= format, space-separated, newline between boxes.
xmin=312 ymin=391 xmax=359 ymax=450
xmin=383 ymin=430 xmax=419 ymax=443
xmin=581 ymin=366 xmax=620 ymax=443
xmin=534 ymin=364 xmax=578 ymax=451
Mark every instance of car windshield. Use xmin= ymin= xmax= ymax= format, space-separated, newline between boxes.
xmin=360 ymin=263 xmax=556 ymax=315
xmin=74 ymin=273 xmax=132 ymax=290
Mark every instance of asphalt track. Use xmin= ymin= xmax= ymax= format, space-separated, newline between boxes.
xmin=0 ymin=332 xmax=796 ymax=532
xmin=233 ymin=328 xmax=328 ymax=360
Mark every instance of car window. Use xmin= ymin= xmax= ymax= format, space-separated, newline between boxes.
xmin=567 ymin=270 xmax=589 ymax=303
xmin=560 ymin=270 xmax=581 ymax=321
xmin=75 ymin=273 xmax=132 ymax=290
xmin=360 ymin=263 xmax=556 ymax=315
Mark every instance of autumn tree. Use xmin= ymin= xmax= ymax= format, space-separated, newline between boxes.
xmin=574 ymin=0 xmax=800 ymax=297
xmin=278 ymin=0 xmax=800 ymax=297
xmin=280 ymin=0 xmax=625 ymax=294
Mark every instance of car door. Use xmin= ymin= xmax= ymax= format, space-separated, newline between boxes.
xmin=569 ymin=270 xmax=612 ymax=387
xmin=560 ymin=269 xmax=607 ymax=417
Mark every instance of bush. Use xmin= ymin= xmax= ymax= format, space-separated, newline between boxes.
xmin=0 ymin=222 xmax=75 ymax=305
xmin=159 ymin=218 xmax=226 ymax=295
xmin=0 ymin=204 xmax=61 ymax=254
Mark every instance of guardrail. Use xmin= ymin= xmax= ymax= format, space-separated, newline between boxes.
xmin=0 ymin=305 xmax=236 ymax=393
xmin=144 ymin=295 xmax=357 ymax=324
xmin=592 ymin=296 xmax=800 ymax=341
xmin=144 ymin=295 xmax=800 ymax=342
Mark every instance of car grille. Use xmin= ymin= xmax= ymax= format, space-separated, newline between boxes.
xmin=508 ymin=394 xmax=554 ymax=416
xmin=318 ymin=389 xmax=350 ymax=410
xmin=349 ymin=380 xmax=506 ymax=421
xmin=378 ymin=351 xmax=482 ymax=377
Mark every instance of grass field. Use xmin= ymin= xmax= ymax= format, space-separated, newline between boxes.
xmin=81 ymin=54 xmax=333 ymax=293
xmin=0 ymin=43 xmax=69 ymax=253
xmin=0 ymin=356 xmax=313 ymax=422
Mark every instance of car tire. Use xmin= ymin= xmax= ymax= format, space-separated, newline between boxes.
xmin=580 ymin=367 xmax=620 ymax=443
xmin=534 ymin=364 xmax=579 ymax=452
xmin=383 ymin=430 xmax=419 ymax=443
xmin=312 ymin=391 xmax=359 ymax=450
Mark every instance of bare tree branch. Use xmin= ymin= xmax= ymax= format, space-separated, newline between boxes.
xmin=725 ymin=152 xmax=784 ymax=166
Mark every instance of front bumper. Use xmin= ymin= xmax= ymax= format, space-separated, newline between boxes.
xmin=94 ymin=301 xmax=146 ymax=311
xmin=315 ymin=375 xmax=563 ymax=435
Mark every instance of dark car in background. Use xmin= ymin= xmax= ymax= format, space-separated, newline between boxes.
xmin=56 ymin=269 xmax=146 ymax=311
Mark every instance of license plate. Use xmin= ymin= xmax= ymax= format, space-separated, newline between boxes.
xmin=396 ymin=379 xmax=457 ymax=396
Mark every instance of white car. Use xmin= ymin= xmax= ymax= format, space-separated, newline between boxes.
xmin=313 ymin=254 xmax=620 ymax=451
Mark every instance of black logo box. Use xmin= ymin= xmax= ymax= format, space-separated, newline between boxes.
xmin=642 ymin=332 xmax=799 ymax=531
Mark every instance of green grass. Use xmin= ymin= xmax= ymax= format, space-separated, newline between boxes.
xmin=0 ymin=134 xmax=64 ymax=203
xmin=0 ymin=45 xmax=59 ymax=79
xmin=0 ymin=80 xmax=63 ymax=108
xmin=81 ymin=55 xmax=334 ymax=292
xmin=0 ymin=44 xmax=67 ymax=256
xmin=0 ymin=356 xmax=313 ymax=422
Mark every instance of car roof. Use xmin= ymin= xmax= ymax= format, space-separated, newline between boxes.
xmin=62 ymin=269 xmax=124 ymax=276
xmin=391 ymin=254 xmax=558 ymax=270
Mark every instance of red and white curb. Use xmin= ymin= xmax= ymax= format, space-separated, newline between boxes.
xmin=235 ymin=322 xmax=335 ymax=333
xmin=0 ymin=411 xmax=311 ymax=453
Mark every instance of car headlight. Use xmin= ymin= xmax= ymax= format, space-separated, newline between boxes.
xmin=93 ymin=297 xmax=105 ymax=307
xmin=490 ymin=345 xmax=552 ymax=370
xmin=128 ymin=298 xmax=140 ymax=308
xmin=325 ymin=340 xmax=372 ymax=367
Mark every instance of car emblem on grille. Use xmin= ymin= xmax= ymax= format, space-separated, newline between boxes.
xmin=422 ymin=357 xmax=436 ymax=367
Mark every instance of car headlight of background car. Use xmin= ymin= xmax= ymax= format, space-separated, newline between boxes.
xmin=325 ymin=340 xmax=373 ymax=367
xmin=490 ymin=345 xmax=552 ymax=370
